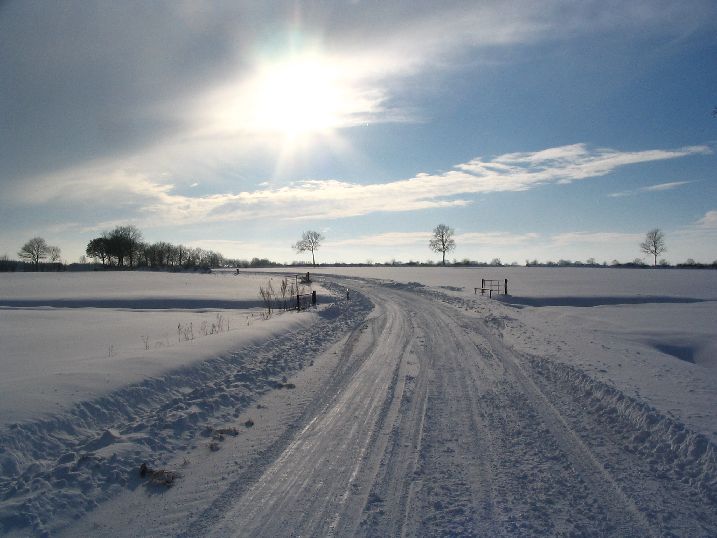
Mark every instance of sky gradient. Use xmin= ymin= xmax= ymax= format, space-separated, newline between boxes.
xmin=2 ymin=0 xmax=716 ymax=264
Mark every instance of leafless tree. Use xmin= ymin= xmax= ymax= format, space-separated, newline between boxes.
xmin=48 ymin=246 xmax=62 ymax=265
xmin=18 ymin=237 xmax=50 ymax=270
xmin=293 ymin=230 xmax=324 ymax=267
xmin=640 ymin=228 xmax=666 ymax=266
xmin=429 ymin=224 xmax=456 ymax=265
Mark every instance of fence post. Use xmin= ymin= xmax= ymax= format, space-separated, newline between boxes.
xmin=504 ymin=278 xmax=508 ymax=295
xmin=296 ymin=294 xmax=300 ymax=311
xmin=312 ymin=290 xmax=316 ymax=306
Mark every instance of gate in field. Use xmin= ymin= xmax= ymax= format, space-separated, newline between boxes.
xmin=474 ymin=278 xmax=508 ymax=298
xmin=296 ymin=291 xmax=317 ymax=311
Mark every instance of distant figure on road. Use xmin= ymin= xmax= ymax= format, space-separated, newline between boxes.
xmin=346 ymin=289 xmax=350 ymax=300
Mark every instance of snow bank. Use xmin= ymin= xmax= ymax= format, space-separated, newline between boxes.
xmin=528 ymin=355 xmax=716 ymax=503
xmin=0 ymin=275 xmax=372 ymax=535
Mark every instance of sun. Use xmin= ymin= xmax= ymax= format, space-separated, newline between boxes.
xmin=248 ymin=55 xmax=347 ymax=138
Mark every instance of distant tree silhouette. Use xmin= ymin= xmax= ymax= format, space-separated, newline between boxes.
xmin=429 ymin=224 xmax=456 ymax=265
xmin=85 ymin=226 xmax=224 ymax=270
xmin=48 ymin=246 xmax=62 ymax=262
xmin=18 ymin=237 xmax=51 ymax=270
xmin=640 ymin=228 xmax=666 ymax=266
xmin=293 ymin=230 xmax=324 ymax=267
xmin=86 ymin=237 xmax=110 ymax=265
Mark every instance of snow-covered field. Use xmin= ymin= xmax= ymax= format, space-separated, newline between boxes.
xmin=1 ymin=267 xmax=715 ymax=536
xmin=0 ymin=271 xmax=328 ymax=424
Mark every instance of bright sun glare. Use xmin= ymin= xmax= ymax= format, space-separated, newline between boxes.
xmin=249 ymin=56 xmax=347 ymax=138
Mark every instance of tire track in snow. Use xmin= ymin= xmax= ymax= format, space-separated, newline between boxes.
xmin=473 ymin=318 xmax=656 ymax=536
xmin=200 ymin=289 xmax=413 ymax=537
xmin=195 ymin=278 xmax=663 ymax=537
xmin=357 ymin=282 xmax=658 ymax=536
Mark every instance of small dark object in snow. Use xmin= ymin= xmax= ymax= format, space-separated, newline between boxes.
xmin=139 ymin=463 xmax=179 ymax=486
xmin=245 ymin=419 xmax=255 ymax=428
xmin=215 ymin=427 xmax=239 ymax=436
xmin=209 ymin=442 xmax=221 ymax=452
xmin=274 ymin=382 xmax=296 ymax=389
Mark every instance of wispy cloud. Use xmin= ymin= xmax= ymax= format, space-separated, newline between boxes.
xmin=457 ymin=232 xmax=540 ymax=246
xmin=328 ymin=230 xmax=542 ymax=248
xmin=608 ymin=180 xmax=691 ymax=197
xmin=697 ymin=210 xmax=717 ymax=228
xmin=549 ymin=231 xmax=644 ymax=246
xmin=327 ymin=232 xmax=430 ymax=247
xmin=10 ymin=143 xmax=709 ymax=228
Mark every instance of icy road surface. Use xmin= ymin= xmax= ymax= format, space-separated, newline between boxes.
xmin=53 ymin=276 xmax=717 ymax=538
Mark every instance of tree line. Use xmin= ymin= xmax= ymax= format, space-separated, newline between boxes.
xmin=85 ymin=225 xmax=224 ymax=269
xmin=4 ymin=225 xmax=714 ymax=273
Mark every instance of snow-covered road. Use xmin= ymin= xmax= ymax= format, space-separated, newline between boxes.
xmin=16 ymin=276 xmax=717 ymax=536
xmin=204 ymin=278 xmax=715 ymax=536
xmin=211 ymin=279 xmax=714 ymax=536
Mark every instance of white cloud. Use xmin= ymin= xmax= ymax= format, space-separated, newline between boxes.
xmin=697 ymin=210 xmax=717 ymax=228
xmin=327 ymin=232 xmax=430 ymax=247
xmin=10 ymin=143 xmax=709 ymax=229
xmin=608 ymin=180 xmax=691 ymax=197
xmin=549 ymin=231 xmax=643 ymax=246
xmin=456 ymin=232 xmax=540 ymax=246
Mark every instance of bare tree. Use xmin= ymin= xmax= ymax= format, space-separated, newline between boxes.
xmin=293 ymin=230 xmax=324 ymax=267
xmin=48 ymin=245 xmax=62 ymax=263
xmin=18 ymin=237 xmax=50 ymax=270
xmin=640 ymin=228 xmax=666 ymax=266
xmin=429 ymin=224 xmax=456 ymax=265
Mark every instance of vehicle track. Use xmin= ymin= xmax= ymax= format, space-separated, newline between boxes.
xmin=198 ymin=279 xmax=664 ymax=537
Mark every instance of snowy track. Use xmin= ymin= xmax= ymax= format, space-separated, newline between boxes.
xmin=9 ymin=276 xmax=717 ymax=536
xmin=202 ymin=278 xmax=715 ymax=537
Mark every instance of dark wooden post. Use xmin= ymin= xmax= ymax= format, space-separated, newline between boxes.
xmin=296 ymin=294 xmax=300 ymax=311
xmin=311 ymin=290 xmax=316 ymax=306
xmin=504 ymin=278 xmax=508 ymax=295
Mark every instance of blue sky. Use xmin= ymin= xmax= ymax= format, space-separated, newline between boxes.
xmin=1 ymin=0 xmax=716 ymax=264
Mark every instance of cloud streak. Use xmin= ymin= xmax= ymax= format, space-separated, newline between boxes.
xmin=11 ymin=143 xmax=709 ymax=229
xmin=608 ymin=180 xmax=692 ymax=197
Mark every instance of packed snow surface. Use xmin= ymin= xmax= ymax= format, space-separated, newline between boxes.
xmin=1 ymin=267 xmax=715 ymax=536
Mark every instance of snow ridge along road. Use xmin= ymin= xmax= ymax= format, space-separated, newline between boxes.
xmin=14 ymin=275 xmax=716 ymax=536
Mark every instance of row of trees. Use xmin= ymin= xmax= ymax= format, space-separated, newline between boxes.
xmin=289 ymin=226 xmax=681 ymax=268
xmin=86 ymin=225 xmax=224 ymax=269
xmin=17 ymin=237 xmax=62 ymax=270
xmin=5 ymin=225 xmax=702 ymax=272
